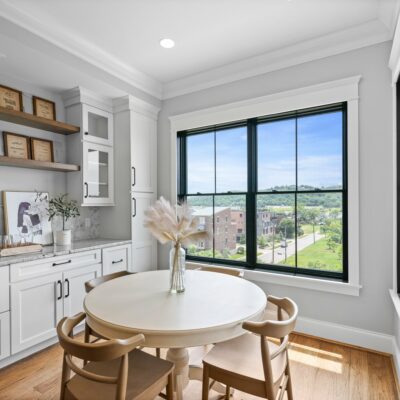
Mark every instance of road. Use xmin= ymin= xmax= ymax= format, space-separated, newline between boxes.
xmin=257 ymin=232 xmax=324 ymax=264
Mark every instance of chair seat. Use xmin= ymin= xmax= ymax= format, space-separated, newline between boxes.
xmin=203 ymin=332 xmax=286 ymax=385
xmin=66 ymin=349 xmax=173 ymax=400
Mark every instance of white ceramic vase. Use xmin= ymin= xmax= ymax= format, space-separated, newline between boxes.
xmin=54 ymin=230 xmax=72 ymax=246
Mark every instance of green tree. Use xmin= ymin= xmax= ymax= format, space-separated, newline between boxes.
xmin=239 ymin=233 xmax=246 ymax=245
xmin=257 ymin=235 xmax=268 ymax=249
xmin=276 ymin=218 xmax=295 ymax=239
xmin=300 ymin=207 xmax=320 ymax=243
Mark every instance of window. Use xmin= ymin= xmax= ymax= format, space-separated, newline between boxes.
xmin=178 ymin=103 xmax=347 ymax=281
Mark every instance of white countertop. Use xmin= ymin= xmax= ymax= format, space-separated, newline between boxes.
xmin=0 ymin=239 xmax=131 ymax=267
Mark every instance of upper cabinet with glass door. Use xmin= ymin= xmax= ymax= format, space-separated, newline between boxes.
xmin=82 ymin=104 xmax=113 ymax=146
xmin=82 ymin=142 xmax=114 ymax=206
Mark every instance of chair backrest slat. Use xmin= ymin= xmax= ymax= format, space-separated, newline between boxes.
xmin=85 ymin=271 xmax=133 ymax=293
xmin=198 ymin=265 xmax=243 ymax=277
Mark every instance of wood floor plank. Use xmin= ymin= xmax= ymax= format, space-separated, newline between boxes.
xmin=0 ymin=334 xmax=397 ymax=400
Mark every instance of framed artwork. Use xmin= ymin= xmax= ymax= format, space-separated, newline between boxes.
xmin=3 ymin=191 xmax=53 ymax=245
xmin=32 ymin=96 xmax=56 ymax=120
xmin=30 ymin=137 xmax=54 ymax=162
xmin=0 ymin=85 xmax=23 ymax=111
xmin=3 ymin=131 xmax=31 ymax=159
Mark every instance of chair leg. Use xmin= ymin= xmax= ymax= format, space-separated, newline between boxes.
xmin=156 ymin=348 xmax=161 ymax=358
xmin=166 ymin=372 xmax=174 ymax=400
xmin=286 ymin=363 xmax=294 ymax=400
xmin=225 ymin=385 xmax=231 ymax=399
xmin=202 ymin=365 xmax=210 ymax=400
xmin=84 ymin=323 xmax=91 ymax=343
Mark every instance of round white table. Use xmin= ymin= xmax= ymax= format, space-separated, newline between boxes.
xmin=84 ymin=270 xmax=267 ymax=399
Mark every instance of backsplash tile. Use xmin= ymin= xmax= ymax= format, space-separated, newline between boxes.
xmin=0 ymin=199 xmax=100 ymax=241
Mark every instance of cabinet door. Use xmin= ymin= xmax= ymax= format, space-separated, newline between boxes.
xmin=0 ymin=312 xmax=10 ymax=361
xmin=131 ymin=112 xmax=157 ymax=193
xmin=82 ymin=104 xmax=113 ymax=146
xmin=63 ymin=264 xmax=101 ymax=318
xmin=82 ymin=142 xmax=114 ymax=206
xmin=131 ymin=192 xmax=157 ymax=272
xmin=11 ymin=272 xmax=63 ymax=354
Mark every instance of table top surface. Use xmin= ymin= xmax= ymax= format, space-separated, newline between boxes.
xmin=84 ymin=270 xmax=267 ymax=334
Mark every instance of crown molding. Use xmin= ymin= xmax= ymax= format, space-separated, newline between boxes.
xmin=0 ymin=0 xmax=163 ymax=99
xmin=389 ymin=9 xmax=400 ymax=82
xmin=113 ymin=95 xmax=160 ymax=119
xmin=62 ymin=86 xmax=113 ymax=112
xmin=0 ymin=0 xmax=395 ymax=101
xmin=162 ymin=20 xmax=391 ymax=100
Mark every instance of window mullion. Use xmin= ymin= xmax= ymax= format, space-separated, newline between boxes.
xmin=247 ymin=118 xmax=257 ymax=267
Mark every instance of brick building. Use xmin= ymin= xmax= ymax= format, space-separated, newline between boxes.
xmin=192 ymin=207 xmax=236 ymax=253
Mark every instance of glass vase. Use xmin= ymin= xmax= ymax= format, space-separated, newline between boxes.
xmin=169 ymin=243 xmax=186 ymax=293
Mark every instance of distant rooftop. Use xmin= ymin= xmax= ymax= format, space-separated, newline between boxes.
xmin=192 ymin=207 xmax=229 ymax=217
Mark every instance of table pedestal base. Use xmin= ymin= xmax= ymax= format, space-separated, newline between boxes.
xmin=166 ymin=347 xmax=189 ymax=400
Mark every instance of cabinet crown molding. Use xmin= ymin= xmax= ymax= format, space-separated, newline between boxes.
xmin=113 ymin=95 xmax=160 ymax=120
xmin=62 ymin=87 xmax=113 ymax=113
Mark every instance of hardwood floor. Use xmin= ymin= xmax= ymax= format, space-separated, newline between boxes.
xmin=0 ymin=333 xmax=397 ymax=400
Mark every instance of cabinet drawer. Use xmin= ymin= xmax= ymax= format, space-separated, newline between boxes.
xmin=102 ymin=245 xmax=131 ymax=275
xmin=0 ymin=267 xmax=9 ymax=313
xmin=10 ymin=250 xmax=101 ymax=282
xmin=0 ymin=311 xmax=10 ymax=361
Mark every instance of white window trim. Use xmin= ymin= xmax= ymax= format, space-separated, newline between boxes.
xmin=169 ymin=76 xmax=361 ymax=296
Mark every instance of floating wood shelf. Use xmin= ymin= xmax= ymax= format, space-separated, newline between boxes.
xmin=0 ymin=107 xmax=80 ymax=135
xmin=0 ymin=156 xmax=80 ymax=172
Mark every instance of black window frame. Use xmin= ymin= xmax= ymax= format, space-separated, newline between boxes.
xmin=177 ymin=102 xmax=348 ymax=282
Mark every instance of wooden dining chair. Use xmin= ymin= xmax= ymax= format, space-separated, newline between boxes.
xmin=85 ymin=271 xmax=133 ymax=293
xmin=198 ymin=265 xmax=244 ymax=277
xmin=188 ymin=264 xmax=244 ymax=383
xmin=57 ymin=312 xmax=174 ymax=400
xmin=202 ymin=295 xmax=298 ymax=400
xmin=84 ymin=271 xmax=161 ymax=359
xmin=186 ymin=263 xmax=244 ymax=277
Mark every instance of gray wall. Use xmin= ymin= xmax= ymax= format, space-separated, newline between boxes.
xmin=0 ymin=73 xmax=98 ymax=239
xmin=158 ymin=42 xmax=394 ymax=335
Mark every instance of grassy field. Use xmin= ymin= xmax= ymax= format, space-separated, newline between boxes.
xmin=285 ymin=238 xmax=342 ymax=272
xmin=299 ymin=224 xmax=318 ymax=235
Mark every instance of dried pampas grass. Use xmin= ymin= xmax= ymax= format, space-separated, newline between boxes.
xmin=144 ymin=197 xmax=208 ymax=246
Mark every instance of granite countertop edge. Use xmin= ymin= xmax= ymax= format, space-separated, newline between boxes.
xmin=0 ymin=239 xmax=132 ymax=267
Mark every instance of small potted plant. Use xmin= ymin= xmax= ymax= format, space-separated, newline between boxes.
xmin=47 ymin=194 xmax=80 ymax=246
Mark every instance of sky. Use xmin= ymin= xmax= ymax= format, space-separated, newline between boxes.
xmin=186 ymin=111 xmax=343 ymax=193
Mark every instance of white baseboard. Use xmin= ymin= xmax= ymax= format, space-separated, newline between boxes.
xmin=295 ymin=316 xmax=394 ymax=354
xmin=392 ymin=337 xmax=400 ymax=382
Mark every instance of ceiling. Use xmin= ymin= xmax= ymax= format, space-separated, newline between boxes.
xmin=0 ymin=0 xmax=398 ymax=100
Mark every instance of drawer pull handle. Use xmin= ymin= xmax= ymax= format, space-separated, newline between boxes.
xmin=65 ymin=279 xmax=70 ymax=298
xmin=57 ymin=280 xmax=62 ymax=300
xmin=112 ymin=259 xmax=124 ymax=264
xmin=52 ymin=260 xmax=72 ymax=267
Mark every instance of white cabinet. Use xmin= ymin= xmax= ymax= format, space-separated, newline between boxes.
xmin=11 ymin=272 xmax=63 ymax=354
xmin=82 ymin=104 xmax=113 ymax=146
xmin=10 ymin=250 xmax=102 ymax=354
xmin=103 ymin=244 xmax=131 ymax=274
xmin=0 ymin=312 xmax=10 ymax=360
xmin=131 ymin=192 xmax=157 ymax=272
xmin=0 ymin=267 xmax=9 ymax=313
xmin=63 ymin=264 xmax=101 ymax=318
xmin=82 ymin=142 xmax=114 ymax=206
xmin=131 ymin=112 xmax=157 ymax=193
xmin=64 ymin=87 xmax=114 ymax=207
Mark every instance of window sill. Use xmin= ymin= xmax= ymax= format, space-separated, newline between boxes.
xmin=187 ymin=260 xmax=361 ymax=296
xmin=244 ymin=269 xmax=361 ymax=296
xmin=390 ymin=289 xmax=400 ymax=319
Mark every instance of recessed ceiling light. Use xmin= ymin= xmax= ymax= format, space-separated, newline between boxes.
xmin=160 ymin=38 xmax=175 ymax=49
